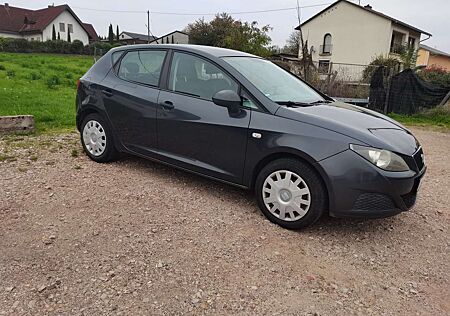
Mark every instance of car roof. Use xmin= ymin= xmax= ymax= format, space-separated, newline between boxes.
xmin=110 ymin=44 xmax=258 ymax=58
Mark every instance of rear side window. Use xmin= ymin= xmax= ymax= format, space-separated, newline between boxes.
xmin=168 ymin=52 xmax=238 ymax=100
xmin=118 ymin=50 xmax=166 ymax=86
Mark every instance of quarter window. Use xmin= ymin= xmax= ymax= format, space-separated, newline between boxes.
xmin=118 ymin=50 xmax=167 ymax=86
xmin=59 ymin=23 xmax=65 ymax=32
xmin=168 ymin=52 xmax=238 ymax=100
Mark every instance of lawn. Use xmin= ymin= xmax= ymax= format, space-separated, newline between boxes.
xmin=0 ymin=53 xmax=93 ymax=132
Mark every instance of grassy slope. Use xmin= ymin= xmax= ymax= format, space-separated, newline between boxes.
xmin=389 ymin=105 xmax=450 ymax=130
xmin=0 ymin=53 xmax=93 ymax=132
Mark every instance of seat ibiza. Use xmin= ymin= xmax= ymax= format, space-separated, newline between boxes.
xmin=76 ymin=44 xmax=426 ymax=229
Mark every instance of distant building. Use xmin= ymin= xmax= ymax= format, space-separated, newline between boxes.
xmin=119 ymin=30 xmax=189 ymax=45
xmin=417 ymin=44 xmax=450 ymax=71
xmin=296 ymin=0 xmax=431 ymax=71
xmin=0 ymin=3 xmax=98 ymax=45
xmin=118 ymin=31 xmax=156 ymax=45
xmin=150 ymin=31 xmax=189 ymax=44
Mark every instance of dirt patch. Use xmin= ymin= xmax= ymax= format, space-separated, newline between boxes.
xmin=0 ymin=128 xmax=449 ymax=315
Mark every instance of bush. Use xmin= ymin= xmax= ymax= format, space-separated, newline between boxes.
xmin=29 ymin=72 xmax=42 ymax=80
xmin=6 ymin=70 xmax=15 ymax=78
xmin=0 ymin=37 xmax=120 ymax=56
xmin=0 ymin=64 xmax=5 ymax=70
xmin=362 ymin=55 xmax=401 ymax=82
xmin=71 ymin=40 xmax=84 ymax=54
xmin=47 ymin=75 xmax=61 ymax=89
xmin=417 ymin=65 xmax=450 ymax=87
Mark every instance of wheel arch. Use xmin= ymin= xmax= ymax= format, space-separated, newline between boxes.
xmin=76 ymin=106 xmax=107 ymax=131
xmin=249 ymin=150 xmax=333 ymax=210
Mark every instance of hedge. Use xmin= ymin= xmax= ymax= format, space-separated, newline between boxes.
xmin=0 ymin=37 xmax=121 ymax=55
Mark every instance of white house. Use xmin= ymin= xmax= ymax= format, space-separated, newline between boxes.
xmin=118 ymin=30 xmax=189 ymax=45
xmin=296 ymin=0 xmax=432 ymax=74
xmin=0 ymin=3 xmax=98 ymax=45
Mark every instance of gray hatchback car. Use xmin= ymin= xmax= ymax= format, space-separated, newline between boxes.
xmin=76 ymin=44 xmax=426 ymax=229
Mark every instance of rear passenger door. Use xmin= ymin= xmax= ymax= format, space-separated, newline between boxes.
xmin=102 ymin=49 xmax=167 ymax=155
xmin=156 ymin=52 xmax=251 ymax=184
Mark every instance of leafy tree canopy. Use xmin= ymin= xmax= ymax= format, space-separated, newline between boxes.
xmin=184 ymin=13 xmax=272 ymax=57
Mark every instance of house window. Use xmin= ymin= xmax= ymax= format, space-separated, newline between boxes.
xmin=390 ymin=31 xmax=404 ymax=54
xmin=59 ymin=23 xmax=65 ymax=32
xmin=321 ymin=33 xmax=332 ymax=55
xmin=318 ymin=60 xmax=330 ymax=74
xmin=408 ymin=37 xmax=416 ymax=49
xmin=68 ymin=24 xmax=73 ymax=33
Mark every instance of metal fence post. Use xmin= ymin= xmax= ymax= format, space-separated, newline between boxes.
xmin=383 ymin=67 xmax=393 ymax=114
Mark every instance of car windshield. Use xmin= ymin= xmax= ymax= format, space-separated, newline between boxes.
xmin=222 ymin=57 xmax=325 ymax=104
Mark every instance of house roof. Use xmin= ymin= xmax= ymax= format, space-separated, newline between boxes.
xmin=0 ymin=3 xmax=97 ymax=39
xmin=295 ymin=0 xmax=432 ymax=37
xmin=120 ymin=31 xmax=156 ymax=41
xmin=83 ymin=23 xmax=99 ymax=41
xmin=419 ymin=44 xmax=450 ymax=58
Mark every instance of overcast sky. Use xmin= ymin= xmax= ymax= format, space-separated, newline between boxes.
xmin=9 ymin=0 xmax=450 ymax=52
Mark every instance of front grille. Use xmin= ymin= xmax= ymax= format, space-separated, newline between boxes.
xmin=353 ymin=193 xmax=396 ymax=211
xmin=413 ymin=147 xmax=425 ymax=171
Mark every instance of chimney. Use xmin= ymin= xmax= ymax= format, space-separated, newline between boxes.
xmin=5 ymin=3 xmax=9 ymax=8
xmin=364 ymin=4 xmax=372 ymax=9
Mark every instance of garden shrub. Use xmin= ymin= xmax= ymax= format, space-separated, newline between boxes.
xmin=47 ymin=75 xmax=61 ymax=89
xmin=417 ymin=65 xmax=450 ymax=87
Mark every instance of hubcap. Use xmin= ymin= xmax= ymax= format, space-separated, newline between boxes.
xmin=82 ymin=120 xmax=106 ymax=157
xmin=262 ymin=170 xmax=311 ymax=222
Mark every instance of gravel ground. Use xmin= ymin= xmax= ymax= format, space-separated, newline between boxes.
xmin=0 ymin=127 xmax=449 ymax=316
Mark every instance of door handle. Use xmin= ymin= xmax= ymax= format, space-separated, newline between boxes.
xmin=161 ymin=100 xmax=175 ymax=110
xmin=102 ymin=89 xmax=113 ymax=97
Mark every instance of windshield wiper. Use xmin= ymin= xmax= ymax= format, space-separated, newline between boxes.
xmin=309 ymin=100 xmax=333 ymax=104
xmin=275 ymin=101 xmax=313 ymax=107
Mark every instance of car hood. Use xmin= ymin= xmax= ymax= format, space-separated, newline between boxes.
xmin=275 ymin=102 xmax=419 ymax=155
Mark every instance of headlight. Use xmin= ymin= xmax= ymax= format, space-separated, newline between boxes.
xmin=350 ymin=144 xmax=409 ymax=171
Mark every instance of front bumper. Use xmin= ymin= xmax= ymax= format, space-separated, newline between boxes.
xmin=317 ymin=149 xmax=426 ymax=219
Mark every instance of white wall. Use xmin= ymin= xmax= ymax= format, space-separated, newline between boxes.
xmin=155 ymin=32 xmax=189 ymax=44
xmin=42 ymin=10 xmax=89 ymax=45
xmin=300 ymin=1 xmax=393 ymax=65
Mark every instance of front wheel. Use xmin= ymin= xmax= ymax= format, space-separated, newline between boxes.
xmin=80 ymin=113 xmax=119 ymax=163
xmin=255 ymin=158 xmax=327 ymax=230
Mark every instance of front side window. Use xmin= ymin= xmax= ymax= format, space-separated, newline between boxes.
xmin=68 ymin=24 xmax=73 ymax=33
xmin=223 ymin=57 xmax=324 ymax=104
xmin=118 ymin=50 xmax=167 ymax=86
xmin=59 ymin=23 xmax=65 ymax=32
xmin=169 ymin=52 xmax=238 ymax=100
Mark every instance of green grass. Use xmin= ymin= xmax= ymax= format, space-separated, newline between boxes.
xmin=389 ymin=105 xmax=450 ymax=130
xmin=0 ymin=53 xmax=93 ymax=132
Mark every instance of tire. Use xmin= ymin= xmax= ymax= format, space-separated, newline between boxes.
xmin=255 ymin=158 xmax=327 ymax=230
xmin=80 ymin=113 xmax=119 ymax=163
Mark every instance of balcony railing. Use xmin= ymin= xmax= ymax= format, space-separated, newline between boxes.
xmin=319 ymin=44 xmax=332 ymax=55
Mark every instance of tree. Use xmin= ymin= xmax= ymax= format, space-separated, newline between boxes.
xmin=57 ymin=32 xmax=60 ymax=40
xmin=67 ymin=30 xmax=71 ymax=43
xmin=116 ymin=25 xmax=120 ymax=41
xmin=52 ymin=24 xmax=56 ymax=41
xmin=399 ymin=44 xmax=418 ymax=70
xmin=283 ymin=31 xmax=301 ymax=55
xmin=108 ymin=24 xmax=114 ymax=44
xmin=185 ymin=13 xmax=272 ymax=57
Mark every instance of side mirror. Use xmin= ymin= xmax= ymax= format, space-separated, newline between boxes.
xmin=212 ymin=90 xmax=242 ymax=115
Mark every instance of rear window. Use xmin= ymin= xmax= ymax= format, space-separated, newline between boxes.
xmin=118 ymin=50 xmax=167 ymax=86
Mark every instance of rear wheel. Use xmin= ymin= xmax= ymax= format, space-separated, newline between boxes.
xmin=255 ymin=158 xmax=326 ymax=229
xmin=80 ymin=113 xmax=119 ymax=163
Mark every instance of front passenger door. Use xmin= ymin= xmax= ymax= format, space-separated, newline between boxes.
xmin=157 ymin=52 xmax=251 ymax=184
